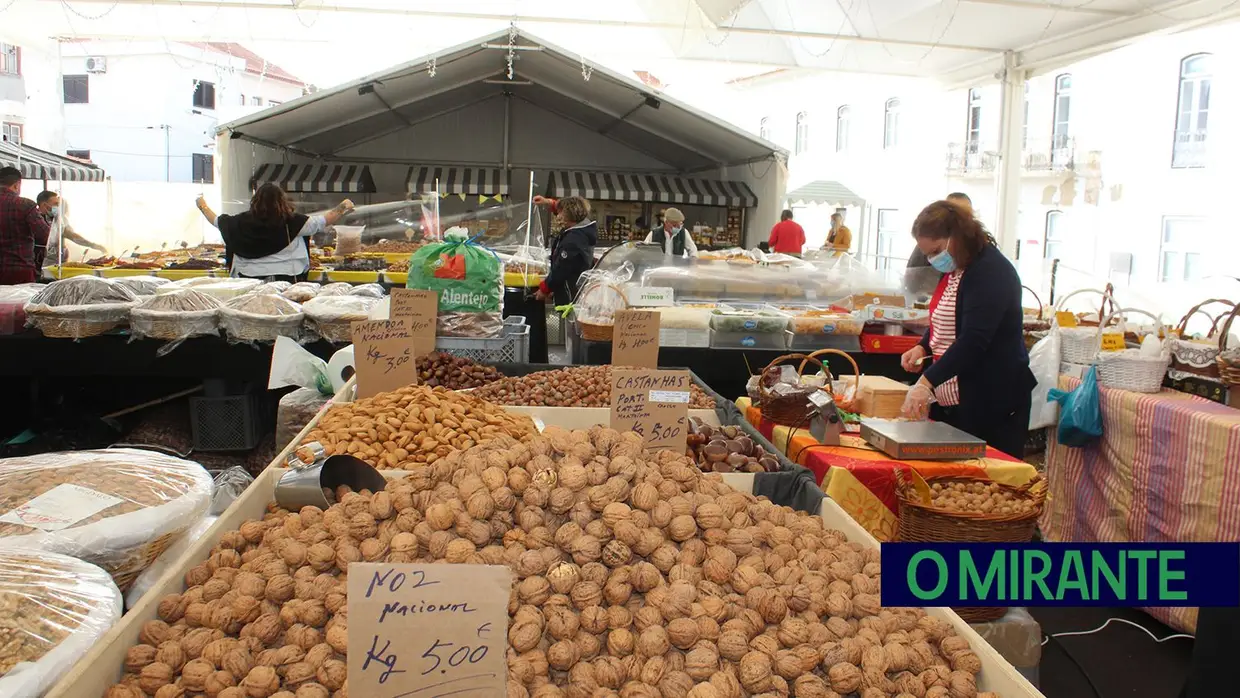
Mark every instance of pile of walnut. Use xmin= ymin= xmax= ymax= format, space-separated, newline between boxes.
xmin=106 ymin=426 xmax=998 ymax=698
xmin=928 ymin=481 xmax=1037 ymax=517
xmin=472 ymin=365 xmax=717 ymax=409
xmin=416 ymin=352 xmax=504 ymax=390
xmin=300 ymin=385 xmax=536 ymax=470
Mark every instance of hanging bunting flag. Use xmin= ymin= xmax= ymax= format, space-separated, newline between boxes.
xmin=458 ymin=193 xmax=467 ymax=201
xmin=495 ymin=194 xmax=503 ymax=203
xmin=478 ymin=195 xmax=488 ymax=205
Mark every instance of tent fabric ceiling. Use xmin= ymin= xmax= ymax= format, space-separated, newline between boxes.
xmin=784 ymin=180 xmax=864 ymax=207
xmin=218 ymin=28 xmax=783 ymax=173
xmin=0 ymin=141 xmax=106 ymax=182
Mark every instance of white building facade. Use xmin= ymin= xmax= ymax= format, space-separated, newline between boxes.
xmin=0 ymin=31 xmax=67 ymax=153
xmin=57 ymin=41 xmax=306 ymax=183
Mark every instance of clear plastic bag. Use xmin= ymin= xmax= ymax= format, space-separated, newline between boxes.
xmin=0 ymin=449 xmax=214 ymax=591
xmin=574 ymin=262 xmax=634 ymax=326
xmin=111 ymin=276 xmax=171 ymax=296
xmin=219 ymin=293 xmax=304 ymax=344
xmin=159 ymin=278 xmax=260 ymax=301
xmin=122 ymin=515 xmax=215 ymax=610
xmin=302 ymin=295 xmax=379 ymax=342
xmin=277 ymin=386 xmax=332 ymax=449
xmin=349 ymin=283 xmax=386 ymax=299
xmin=0 ymin=550 xmax=122 ymax=696
xmin=24 ymin=277 xmax=137 ymax=338
xmin=129 ymin=289 xmax=222 ymax=349
xmin=407 ymin=227 xmax=504 ymax=338
xmin=251 ymin=280 xmax=292 ymax=295
xmin=282 ymin=281 xmax=322 ymax=303
xmin=209 ymin=467 xmax=254 ymax=515
xmin=333 ymin=225 xmax=364 ymax=256
xmin=1028 ymin=332 xmax=1062 ymax=430
xmin=317 ymin=282 xmax=353 ymax=297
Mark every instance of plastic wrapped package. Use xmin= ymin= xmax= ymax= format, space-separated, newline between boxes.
xmin=277 ymin=386 xmax=332 ymax=447
xmin=317 ymin=282 xmax=353 ymax=297
xmin=302 ymin=295 xmax=379 ymax=342
xmin=282 ymin=281 xmax=321 ymax=303
xmin=333 ymin=225 xmax=364 ymax=256
xmin=349 ymin=283 xmax=386 ymax=299
xmin=968 ymin=607 xmax=1042 ymax=683
xmin=0 ymin=284 xmax=42 ymax=336
xmin=650 ymin=306 xmax=713 ymax=330
xmin=23 ymin=277 xmax=137 ymax=339
xmin=219 ymin=293 xmax=304 ymax=343
xmin=129 ymin=289 xmax=222 ymax=349
xmin=250 ymin=280 xmax=292 ymax=295
xmin=122 ymin=515 xmax=215 ymax=610
xmin=407 ymin=227 xmax=504 ymax=337
xmin=710 ymin=308 xmax=789 ymax=333
xmin=159 ymin=278 xmax=260 ymax=301
xmin=0 ymin=449 xmax=213 ymax=591
xmin=209 ymin=467 xmax=254 ymax=515
xmin=0 ymin=550 xmax=123 ymax=696
xmin=111 ymin=276 xmax=170 ymax=296
xmin=783 ymin=308 xmax=864 ymax=336
xmin=575 ymin=262 xmax=634 ymax=328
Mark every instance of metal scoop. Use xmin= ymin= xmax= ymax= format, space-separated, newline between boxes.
xmin=274 ymin=441 xmax=387 ymax=510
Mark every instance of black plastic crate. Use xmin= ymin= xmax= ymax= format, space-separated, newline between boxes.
xmin=190 ymin=394 xmax=264 ymax=452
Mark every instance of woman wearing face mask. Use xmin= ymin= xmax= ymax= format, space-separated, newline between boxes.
xmin=532 ymin=195 xmax=598 ymax=305
xmin=899 ymin=199 xmax=1035 ymax=457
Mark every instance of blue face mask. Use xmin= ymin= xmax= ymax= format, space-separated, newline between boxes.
xmin=928 ymin=249 xmax=957 ymax=273
xmin=50 ymin=206 xmax=60 ymax=217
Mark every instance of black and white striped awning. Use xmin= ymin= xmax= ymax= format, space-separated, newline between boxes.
xmin=0 ymin=141 xmax=105 ymax=182
xmin=546 ymin=171 xmax=757 ymax=208
xmin=250 ymin=163 xmax=377 ymax=194
xmin=406 ymin=166 xmax=509 ymax=196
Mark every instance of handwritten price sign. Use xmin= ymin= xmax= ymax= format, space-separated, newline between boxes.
xmin=389 ymin=288 xmax=438 ymax=359
xmin=612 ymin=309 xmax=660 ymax=369
xmin=348 ymin=563 xmax=511 ymax=698
xmin=352 ymin=319 xmax=416 ymax=398
xmin=610 ymin=368 xmax=691 ymax=452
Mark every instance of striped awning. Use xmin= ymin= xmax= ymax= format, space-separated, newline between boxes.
xmin=250 ymin=163 xmax=377 ymax=194
xmin=784 ymin=180 xmax=864 ymax=208
xmin=0 ymin=141 xmax=106 ymax=182
xmin=546 ymin=171 xmax=757 ymax=208
xmin=406 ymin=166 xmax=508 ymax=196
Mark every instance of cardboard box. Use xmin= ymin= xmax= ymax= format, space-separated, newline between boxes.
xmin=847 ymin=291 xmax=907 ymax=310
xmin=837 ymin=374 xmax=911 ymax=418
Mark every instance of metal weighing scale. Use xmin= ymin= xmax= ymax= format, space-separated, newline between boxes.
xmin=807 ymin=390 xmax=845 ymax=446
xmin=859 ymin=419 xmax=986 ymax=461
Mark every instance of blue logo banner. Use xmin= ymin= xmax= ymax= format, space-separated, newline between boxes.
xmin=881 ymin=543 xmax=1240 ymax=607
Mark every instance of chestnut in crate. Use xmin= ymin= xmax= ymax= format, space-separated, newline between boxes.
xmin=686 ymin=418 xmax=780 ymax=473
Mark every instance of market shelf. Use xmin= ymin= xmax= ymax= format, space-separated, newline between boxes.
xmin=100 ymin=268 xmax=158 ymax=278
xmin=325 ymin=270 xmax=381 ymax=284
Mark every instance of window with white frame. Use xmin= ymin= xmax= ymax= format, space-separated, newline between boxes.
xmin=1173 ymin=53 xmax=1211 ymax=168
xmin=0 ymin=44 xmax=18 ymax=76
xmin=758 ymin=117 xmax=769 ymax=141
xmin=1 ymin=123 xmax=21 ymax=146
xmin=1044 ymin=210 xmax=1064 ymax=260
xmin=1160 ymin=216 xmax=1207 ymax=282
xmin=875 ymin=208 xmax=899 ymax=271
xmin=251 ymin=96 xmax=263 ymax=106
xmin=835 ymin=105 xmax=850 ymax=152
xmin=192 ymin=81 xmax=216 ymax=110
xmin=192 ymin=153 xmax=214 ymax=184
xmin=884 ymin=98 xmax=900 ymax=149
xmin=1052 ymin=74 xmax=1072 ymax=156
xmin=966 ymin=88 xmax=982 ymax=152
xmin=794 ymin=112 xmax=809 ymax=155
xmin=1021 ymin=82 xmax=1029 ymax=150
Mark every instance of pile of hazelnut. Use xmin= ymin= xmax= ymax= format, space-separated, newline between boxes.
xmin=927 ymin=481 xmax=1037 ymax=517
xmin=105 ymin=426 xmax=998 ymax=698
xmin=472 ymin=366 xmax=716 ymax=409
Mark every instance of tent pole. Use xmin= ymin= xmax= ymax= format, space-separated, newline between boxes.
xmin=993 ymin=51 xmax=1026 ymax=258
xmin=502 ymin=93 xmax=512 ymax=171
xmin=525 ymin=171 xmax=535 ymax=250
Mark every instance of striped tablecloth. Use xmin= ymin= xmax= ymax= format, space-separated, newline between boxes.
xmin=737 ymin=398 xmax=1038 ymax=542
xmin=1042 ymin=377 xmax=1240 ymax=634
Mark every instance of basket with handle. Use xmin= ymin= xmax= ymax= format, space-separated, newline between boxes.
xmin=1054 ymin=286 xmax=1119 ymax=365
xmin=576 ymin=282 xmax=628 ymax=343
xmin=1214 ymin=304 xmax=1240 ymax=387
xmin=756 ymin=353 xmax=843 ymax=427
xmin=1022 ymin=285 xmax=1050 ymax=351
xmin=1169 ymin=298 xmax=1235 ymax=382
xmin=895 ymin=470 xmax=1047 ymax=622
xmin=1094 ymin=307 xmax=1171 ymax=393
xmin=798 ymin=348 xmax=862 ymax=414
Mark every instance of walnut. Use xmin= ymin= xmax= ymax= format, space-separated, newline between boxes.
xmin=686 ymin=683 xmax=722 ymax=698
xmin=138 ymin=662 xmax=175 ymax=695
xmin=181 ymin=658 xmax=215 ymax=691
xmin=125 ymin=644 xmax=158 ymax=673
xmin=737 ymin=651 xmax=772 ymax=693
xmin=718 ymin=631 xmax=749 ymax=662
xmin=685 ymin=645 xmax=719 ymax=682
xmin=205 ymin=670 xmax=238 ymax=697
xmin=791 ymin=674 xmax=832 ymax=698
xmin=607 ymin=628 xmax=636 ymax=657
xmin=547 ymin=640 xmax=581 ymax=670
xmin=828 ymin=663 xmax=862 ymax=694
xmin=638 ymin=626 xmax=670 ymax=658
xmin=154 ymin=685 xmax=186 ymax=698
xmin=156 ymin=642 xmax=187 ymax=672
xmin=296 ymin=685 xmax=331 ymax=698
xmin=222 ymin=648 xmax=255 ymax=678
xmin=316 ymin=659 xmax=347 ymax=691
xmin=669 ymin=515 xmax=698 ymax=542
xmin=667 ymin=618 xmax=700 ymax=650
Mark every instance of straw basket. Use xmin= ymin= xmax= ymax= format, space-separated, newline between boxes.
xmin=314 ymin=318 xmax=359 ymax=343
xmin=219 ymin=310 xmax=304 ymax=343
xmin=576 ymin=282 xmax=628 ymax=343
xmin=756 ymin=351 xmax=860 ymax=427
xmin=1094 ymin=308 xmax=1171 ymax=393
xmin=1054 ymin=287 xmax=1119 ymax=365
xmin=799 ymin=348 xmax=862 ymax=413
xmin=1215 ymin=306 xmax=1240 ymax=387
xmin=1169 ymin=299 xmax=1235 ymax=383
xmin=27 ymin=303 xmax=134 ymax=339
xmin=1021 ymin=285 xmax=1051 ymax=351
xmin=896 ymin=471 xmax=1047 ymax=622
xmin=130 ymin=309 xmax=219 ymax=341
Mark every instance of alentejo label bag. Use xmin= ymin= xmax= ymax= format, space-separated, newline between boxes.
xmin=406 ymin=228 xmax=504 ymax=337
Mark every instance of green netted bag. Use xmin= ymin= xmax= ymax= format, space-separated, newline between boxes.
xmin=406 ymin=229 xmax=504 ymax=337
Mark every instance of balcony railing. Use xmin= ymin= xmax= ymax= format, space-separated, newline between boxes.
xmin=945 ymin=137 xmax=1078 ymax=175
xmin=1172 ymin=130 xmax=1207 ymax=168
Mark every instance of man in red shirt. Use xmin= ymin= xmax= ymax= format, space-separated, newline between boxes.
xmin=767 ymin=209 xmax=805 ymax=256
xmin=0 ymin=167 xmax=50 ymax=285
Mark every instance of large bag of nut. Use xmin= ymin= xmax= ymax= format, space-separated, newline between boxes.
xmin=406 ymin=226 xmax=504 ymax=337
xmin=0 ymin=549 xmax=123 ymax=696
xmin=0 ymin=449 xmax=213 ymax=592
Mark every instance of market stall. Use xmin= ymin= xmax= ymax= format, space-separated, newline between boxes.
xmin=1041 ymin=375 xmax=1240 ymax=635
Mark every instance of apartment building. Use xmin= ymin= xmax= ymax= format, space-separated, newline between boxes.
xmin=0 ymin=32 xmax=67 ymax=152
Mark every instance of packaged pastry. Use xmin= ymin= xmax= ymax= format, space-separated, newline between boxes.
xmin=130 ymin=289 xmax=222 ymax=343
xmin=219 ymin=293 xmax=305 ymax=343
xmin=302 ymin=295 xmax=378 ymax=342
xmin=281 ymin=281 xmax=322 ymax=303
xmin=23 ymin=276 xmax=137 ymax=338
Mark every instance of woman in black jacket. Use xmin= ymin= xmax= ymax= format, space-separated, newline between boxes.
xmin=532 ymin=195 xmax=597 ymax=306
xmin=900 ymin=199 xmax=1035 ymax=457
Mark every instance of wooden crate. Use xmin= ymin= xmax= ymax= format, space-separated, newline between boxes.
xmin=838 ymin=374 xmax=911 ymax=418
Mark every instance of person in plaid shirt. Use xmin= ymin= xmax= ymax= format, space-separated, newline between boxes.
xmin=0 ymin=167 xmax=50 ymax=285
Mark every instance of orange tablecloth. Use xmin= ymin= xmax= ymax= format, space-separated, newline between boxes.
xmin=737 ymin=398 xmax=1039 ymax=541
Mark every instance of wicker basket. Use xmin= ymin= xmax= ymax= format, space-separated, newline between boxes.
xmin=1021 ymin=285 xmax=1051 ymax=351
xmin=1093 ymin=308 xmax=1170 ymax=393
xmin=314 ymin=318 xmax=359 ymax=343
xmin=26 ymin=303 xmax=134 ymax=339
xmin=1054 ymin=287 xmax=1119 ymax=365
xmin=576 ymin=282 xmax=628 ymax=343
xmin=896 ymin=471 xmax=1047 ymax=622
xmin=756 ymin=351 xmax=860 ymax=427
xmin=219 ymin=310 xmax=304 ymax=343
xmin=130 ymin=309 xmax=220 ymax=341
xmin=1215 ymin=307 xmax=1240 ymax=387
xmin=798 ymin=348 xmax=862 ymax=413
xmin=1169 ymin=299 xmax=1235 ymax=383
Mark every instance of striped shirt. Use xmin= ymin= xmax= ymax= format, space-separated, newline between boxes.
xmin=929 ymin=270 xmax=963 ymax=406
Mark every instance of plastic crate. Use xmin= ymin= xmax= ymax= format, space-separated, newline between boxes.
xmin=546 ymin=307 xmax=565 ymax=345
xmin=189 ymin=395 xmax=264 ymax=452
xmin=436 ymin=318 xmax=530 ymax=364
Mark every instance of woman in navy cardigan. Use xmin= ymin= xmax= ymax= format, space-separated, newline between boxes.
xmin=900 ymin=200 xmax=1036 ymax=457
